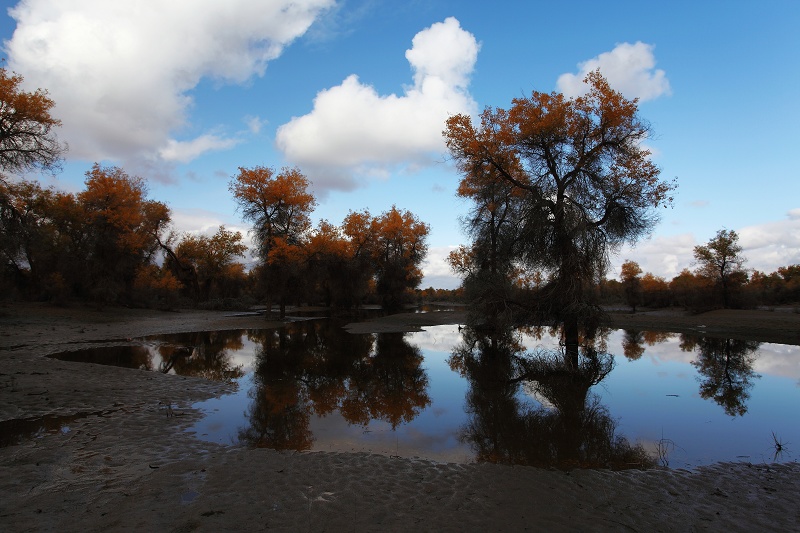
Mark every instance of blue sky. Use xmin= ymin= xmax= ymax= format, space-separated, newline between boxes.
xmin=3 ymin=0 xmax=799 ymax=288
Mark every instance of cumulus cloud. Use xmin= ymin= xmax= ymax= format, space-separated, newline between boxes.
xmin=421 ymin=245 xmax=460 ymax=289
xmin=613 ymin=233 xmax=697 ymax=281
xmin=170 ymin=208 xmax=240 ymax=237
xmin=275 ymin=17 xmax=480 ymax=192
xmin=557 ymin=42 xmax=670 ymax=101
xmin=738 ymin=211 xmax=800 ymax=272
xmin=4 ymin=0 xmax=334 ymax=169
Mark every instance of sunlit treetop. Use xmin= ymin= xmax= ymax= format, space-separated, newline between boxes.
xmin=229 ymin=165 xmax=317 ymax=256
xmin=79 ymin=163 xmax=170 ymax=253
xmin=444 ymin=70 xmax=677 ymax=271
xmin=0 ymin=66 xmax=66 ymax=177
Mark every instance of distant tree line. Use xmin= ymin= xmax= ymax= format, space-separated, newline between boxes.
xmin=0 ymin=66 xmax=429 ymax=312
xmin=611 ymin=229 xmax=799 ymax=312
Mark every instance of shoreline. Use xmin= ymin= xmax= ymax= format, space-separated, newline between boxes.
xmin=1 ymin=302 xmax=799 ymax=531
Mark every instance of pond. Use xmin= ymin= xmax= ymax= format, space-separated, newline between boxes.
xmin=49 ymin=319 xmax=800 ymax=470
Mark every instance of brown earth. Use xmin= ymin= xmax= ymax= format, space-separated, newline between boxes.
xmin=1 ymin=302 xmax=798 ymax=532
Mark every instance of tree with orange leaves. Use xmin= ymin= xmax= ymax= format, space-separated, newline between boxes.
xmin=229 ymin=166 xmax=316 ymax=316
xmin=444 ymin=71 xmax=676 ymax=361
xmin=0 ymin=178 xmax=69 ymax=297
xmin=229 ymin=166 xmax=316 ymax=254
xmin=369 ymin=206 xmax=430 ymax=310
xmin=0 ymin=66 xmax=67 ymax=297
xmin=79 ymin=164 xmax=171 ymax=303
xmin=0 ymin=65 xmax=66 ymax=178
xmin=304 ymin=219 xmax=365 ymax=308
xmin=448 ymin=151 xmax=525 ymax=328
xmin=620 ymin=260 xmax=643 ymax=312
xmin=171 ymin=225 xmax=247 ymax=302
xmin=0 ymin=166 xmax=171 ymax=304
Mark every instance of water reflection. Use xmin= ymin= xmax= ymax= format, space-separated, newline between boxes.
xmin=681 ymin=335 xmax=761 ymax=417
xmin=238 ymin=321 xmax=430 ymax=450
xmin=53 ymin=345 xmax=156 ymax=370
xmin=621 ymin=330 xmax=675 ymax=361
xmin=154 ymin=330 xmax=247 ymax=381
xmin=618 ymin=330 xmax=762 ymax=417
xmin=0 ymin=410 xmax=116 ymax=448
xmin=44 ymin=322 xmax=799 ymax=467
xmin=450 ymin=326 xmax=654 ymax=469
xmin=50 ymin=330 xmax=246 ymax=381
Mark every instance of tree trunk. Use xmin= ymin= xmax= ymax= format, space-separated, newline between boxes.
xmin=563 ymin=316 xmax=580 ymax=371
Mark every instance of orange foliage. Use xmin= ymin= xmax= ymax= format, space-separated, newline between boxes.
xmin=79 ymin=164 xmax=170 ymax=254
xmin=372 ymin=206 xmax=429 ymax=263
xmin=229 ymin=166 xmax=316 ymax=253
xmin=305 ymin=220 xmax=349 ymax=260
xmin=0 ymin=66 xmax=65 ymax=174
xmin=640 ymin=273 xmax=667 ymax=292
xmin=266 ymin=236 xmax=306 ymax=266
xmin=342 ymin=209 xmax=375 ymax=258
xmin=620 ymin=260 xmax=643 ymax=283
xmin=134 ymin=264 xmax=181 ymax=293
xmin=447 ymin=245 xmax=477 ymax=276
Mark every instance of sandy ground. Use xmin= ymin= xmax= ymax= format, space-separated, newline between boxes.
xmin=1 ymin=302 xmax=799 ymax=532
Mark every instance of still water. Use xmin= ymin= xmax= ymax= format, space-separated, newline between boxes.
xmin=51 ymin=319 xmax=799 ymax=469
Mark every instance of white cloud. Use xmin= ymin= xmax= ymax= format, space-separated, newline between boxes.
xmin=244 ymin=115 xmax=267 ymax=134
xmin=421 ymin=245 xmax=461 ymax=290
xmin=613 ymin=233 xmax=697 ymax=281
xmin=169 ymin=208 xmax=238 ymax=236
xmin=557 ymin=42 xmax=671 ymax=102
xmin=5 ymin=0 xmax=334 ymax=170
xmin=159 ymin=134 xmax=240 ymax=163
xmin=738 ymin=212 xmax=800 ymax=272
xmin=275 ymin=17 xmax=480 ymax=192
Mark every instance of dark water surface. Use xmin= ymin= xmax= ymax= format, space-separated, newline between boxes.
xmin=48 ymin=320 xmax=799 ymax=469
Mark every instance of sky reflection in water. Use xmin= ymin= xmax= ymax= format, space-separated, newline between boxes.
xmin=178 ymin=321 xmax=800 ymax=470
xmin=48 ymin=320 xmax=799 ymax=469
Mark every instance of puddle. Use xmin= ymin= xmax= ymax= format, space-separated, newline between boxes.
xmin=49 ymin=330 xmax=250 ymax=380
xmin=180 ymin=489 xmax=201 ymax=504
xmin=39 ymin=321 xmax=800 ymax=470
xmin=0 ymin=410 xmax=116 ymax=448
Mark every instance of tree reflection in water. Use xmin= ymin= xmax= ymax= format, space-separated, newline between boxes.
xmin=155 ymin=330 xmax=246 ymax=381
xmin=238 ymin=320 xmax=430 ymax=450
xmin=681 ymin=335 xmax=761 ymax=417
xmin=621 ymin=329 xmax=675 ymax=361
xmin=339 ymin=333 xmax=430 ymax=429
xmin=450 ymin=326 xmax=655 ymax=470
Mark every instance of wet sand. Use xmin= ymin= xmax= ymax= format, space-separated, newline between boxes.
xmin=1 ymin=303 xmax=798 ymax=531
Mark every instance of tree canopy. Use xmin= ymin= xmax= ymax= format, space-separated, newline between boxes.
xmin=229 ymin=165 xmax=316 ymax=258
xmin=693 ymin=229 xmax=747 ymax=308
xmin=444 ymin=71 xmax=676 ymax=344
xmin=0 ymin=66 xmax=66 ymax=177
